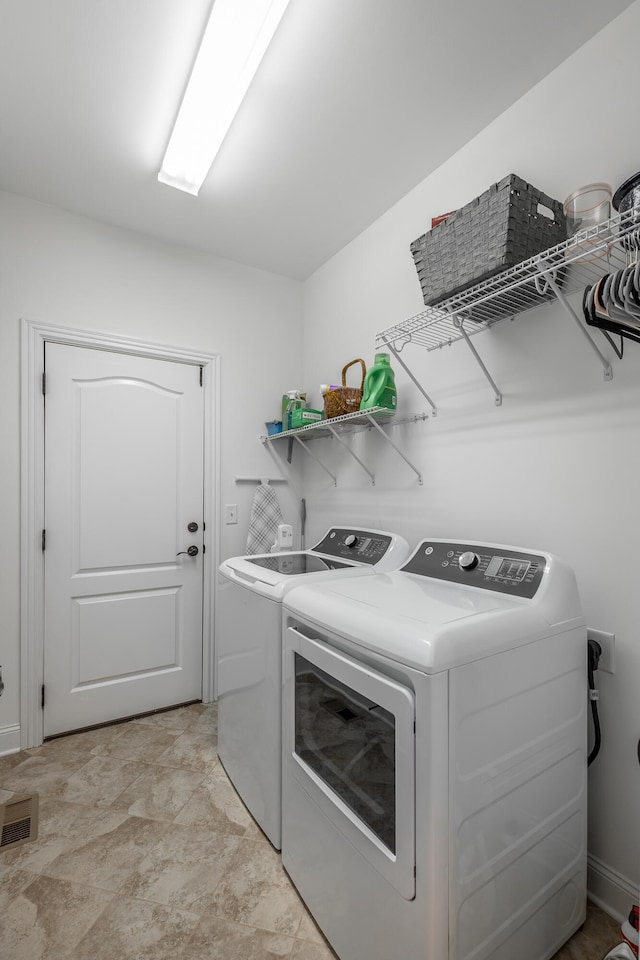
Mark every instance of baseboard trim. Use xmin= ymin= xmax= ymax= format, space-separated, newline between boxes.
xmin=588 ymin=853 xmax=639 ymax=922
xmin=0 ymin=724 xmax=21 ymax=757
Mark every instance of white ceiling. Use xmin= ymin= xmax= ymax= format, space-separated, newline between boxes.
xmin=0 ymin=0 xmax=633 ymax=279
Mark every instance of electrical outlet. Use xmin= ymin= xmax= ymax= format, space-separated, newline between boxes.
xmin=225 ymin=504 xmax=238 ymax=525
xmin=587 ymin=628 xmax=615 ymax=674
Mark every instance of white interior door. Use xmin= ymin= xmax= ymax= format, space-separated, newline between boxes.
xmin=43 ymin=342 xmax=205 ymax=736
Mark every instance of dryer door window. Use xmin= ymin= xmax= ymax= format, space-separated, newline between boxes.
xmin=294 ymin=653 xmax=396 ymax=853
xmin=284 ymin=625 xmax=415 ymax=900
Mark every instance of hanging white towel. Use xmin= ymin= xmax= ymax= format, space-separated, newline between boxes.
xmin=246 ymin=482 xmax=284 ymax=555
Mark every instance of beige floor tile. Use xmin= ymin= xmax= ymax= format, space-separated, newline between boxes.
xmin=243 ymin=817 xmax=271 ymax=843
xmin=290 ymin=939 xmax=338 ymax=960
xmin=187 ymin=704 xmax=218 ymax=734
xmin=89 ymin=721 xmax=183 ymax=761
xmin=37 ymin=796 xmax=130 ymax=840
xmin=28 ymin=722 xmax=126 ymax=759
xmin=295 ymin=910 xmax=328 ymax=945
xmin=185 ymin=915 xmax=295 ymax=959
xmin=0 ymin=873 xmax=113 ymax=960
xmin=0 ymin=753 xmax=92 ymax=798
xmin=174 ymin=766 xmax=252 ymax=836
xmin=68 ymin=894 xmax=200 ymax=960
xmin=0 ymin=832 xmax=73 ymax=876
xmin=44 ymin=814 xmax=168 ymax=891
xmin=0 ymin=863 xmax=35 ymax=909
xmin=1 ymin=799 xmax=121 ymax=876
xmin=110 ymin=764 xmax=206 ymax=821
xmin=205 ymin=838 xmax=305 ymax=937
xmin=0 ymin=751 xmax=28 ymax=777
xmin=53 ymin=754 xmax=149 ymax=805
xmin=120 ymin=822 xmax=241 ymax=911
xmin=154 ymin=729 xmax=219 ymax=772
xmin=131 ymin=704 xmax=208 ymax=733
xmin=552 ymin=901 xmax=623 ymax=959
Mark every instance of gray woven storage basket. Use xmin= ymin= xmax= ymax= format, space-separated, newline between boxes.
xmin=410 ymin=174 xmax=567 ymax=306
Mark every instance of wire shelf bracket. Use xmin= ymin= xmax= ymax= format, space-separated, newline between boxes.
xmin=324 ymin=421 xmax=376 ymax=484
xmin=292 ymin=435 xmax=337 ymax=485
xmin=535 ymin=261 xmax=613 ymax=381
xmin=450 ymin=310 xmax=502 ymax=405
xmin=362 ymin=413 xmax=423 ymax=484
xmin=381 ymin=336 xmax=438 ymax=417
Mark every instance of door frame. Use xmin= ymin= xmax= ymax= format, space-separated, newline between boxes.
xmin=20 ymin=318 xmax=220 ymax=748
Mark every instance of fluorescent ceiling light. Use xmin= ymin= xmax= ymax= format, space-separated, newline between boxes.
xmin=158 ymin=0 xmax=291 ymax=196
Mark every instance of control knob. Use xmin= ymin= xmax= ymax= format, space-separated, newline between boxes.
xmin=344 ymin=534 xmax=358 ymax=548
xmin=458 ymin=551 xmax=478 ymax=571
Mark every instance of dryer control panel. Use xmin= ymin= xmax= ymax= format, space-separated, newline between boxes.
xmin=312 ymin=529 xmax=392 ymax=565
xmin=401 ymin=541 xmax=547 ymax=598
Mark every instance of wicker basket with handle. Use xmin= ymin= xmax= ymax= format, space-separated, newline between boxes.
xmin=324 ymin=359 xmax=367 ymax=419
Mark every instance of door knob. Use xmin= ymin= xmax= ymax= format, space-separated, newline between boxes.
xmin=177 ymin=545 xmax=199 ymax=557
xmin=187 ymin=522 xmax=199 ymax=533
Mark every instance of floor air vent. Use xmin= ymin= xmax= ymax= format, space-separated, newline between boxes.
xmin=0 ymin=794 xmax=39 ymax=849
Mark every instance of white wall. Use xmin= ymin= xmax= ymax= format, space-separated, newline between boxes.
xmin=0 ymin=189 xmax=303 ymax=750
xmin=302 ymin=4 xmax=640 ymax=920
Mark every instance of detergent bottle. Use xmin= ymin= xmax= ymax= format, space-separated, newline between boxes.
xmin=281 ymin=390 xmax=302 ymax=430
xmin=360 ymin=353 xmax=397 ymax=414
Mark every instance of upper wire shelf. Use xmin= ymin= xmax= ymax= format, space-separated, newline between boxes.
xmin=376 ymin=208 xmax=640 ymax=353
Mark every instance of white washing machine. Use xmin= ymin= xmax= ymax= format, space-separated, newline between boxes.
xmin=281 ymin=538 xmax=587 ymax=960
xmin=216 ymin=527 xmax=409 ymax=848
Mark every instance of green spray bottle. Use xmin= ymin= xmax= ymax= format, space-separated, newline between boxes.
xmin=359 ymin=353 xmax=397 ymax=414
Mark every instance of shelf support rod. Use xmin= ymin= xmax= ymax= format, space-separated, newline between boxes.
xmin=292 ymin=435 xmax=337 ymax=485
xmin=381 ymin=337 xmax=438 ymax=417
xmin=537 ymin=262 xmax=613 ymax=381
xmin=450 ymin=313 xmax=502 ymax=405
xmin=325 ymin=424 xmax=376 ymax=485
xmin=363 ymin=415 xmax=423 ymax=484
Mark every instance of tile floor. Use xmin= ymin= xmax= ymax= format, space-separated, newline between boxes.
xmin=0 ymin=703 xmax=624 ymax=960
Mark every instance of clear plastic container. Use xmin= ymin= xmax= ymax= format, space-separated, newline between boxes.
xmin=563 ymin=182 xmax=612 ymax=236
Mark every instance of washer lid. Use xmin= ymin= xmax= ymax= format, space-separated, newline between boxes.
xmin=244 ymin=553 xmax=351 ymax=575
xmin=218 ymin=527 xmax=409 ymax=599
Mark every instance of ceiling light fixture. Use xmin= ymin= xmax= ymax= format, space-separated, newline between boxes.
xmin=158 ymin=0 xmax=291 ymax=196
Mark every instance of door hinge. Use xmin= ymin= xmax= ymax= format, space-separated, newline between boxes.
xmin=42 ymin=372 xmax=46 ymax=395
xmin=41 ymin=529 xmax=46 ymax=552
xmin=199 ymin=366 xmax=203 ymax=387
xmin=203 ymin=543 xmax=206 ymax=555
xmin=41 ymin=684 xmax=45 ymax=708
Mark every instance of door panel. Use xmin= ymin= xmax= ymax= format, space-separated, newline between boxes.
xmin=71 ymin=588 xmax=181 ymax=682
xmin=76 ymin=378 xmax=180 ymax=568
xmin=44 ymin=342 xmax=204 ymax=736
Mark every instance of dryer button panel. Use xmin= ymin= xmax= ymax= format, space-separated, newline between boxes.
xmin=312 ymin=529 xmax=392 ymax=564
xmin=401 ymin=541 xmax=547 ymax=598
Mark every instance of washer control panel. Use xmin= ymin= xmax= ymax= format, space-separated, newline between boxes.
xmin=312 ymin=529 xmax=392 ymax=565
xmin=401 ymin=541 xmax=547 ymax=598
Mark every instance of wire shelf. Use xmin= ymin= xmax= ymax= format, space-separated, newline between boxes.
xmin=261 ymin=407 xmax=428 ymax=485
xmin=377 ymin=209 xmax=640 ymax=352
xmin=260 ymin=406 xmax=422 ymax=443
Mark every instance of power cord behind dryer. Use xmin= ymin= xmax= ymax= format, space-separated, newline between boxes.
xmin=587 ymin=638 xmax=601 ymax=766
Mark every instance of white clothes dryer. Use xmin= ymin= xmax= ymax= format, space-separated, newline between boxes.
xmin=216 ymin=527 xmax=409 ymax=848
xmin=281 ymin=538 xmax=587 ymax=960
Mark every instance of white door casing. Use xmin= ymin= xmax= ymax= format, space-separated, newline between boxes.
xmin=20 ymin=320 xmax=219 ymax=747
